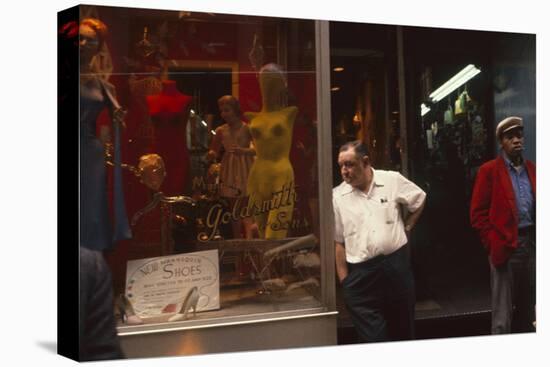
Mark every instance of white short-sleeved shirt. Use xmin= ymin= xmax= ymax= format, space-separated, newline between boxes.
xmin=333 ymin=168 xmax=426 ymax=263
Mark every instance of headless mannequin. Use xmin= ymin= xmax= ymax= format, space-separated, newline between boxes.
xmin=146 ymin=80 xmax=192 ymax=196
xmin=125 ymin=29 xmax=163 ymax=158
xmin=245 ymin=64 xmax=298 ymax=239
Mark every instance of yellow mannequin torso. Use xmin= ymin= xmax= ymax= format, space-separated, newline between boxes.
xmin=245 ymin=106 xmax=298 ymax=239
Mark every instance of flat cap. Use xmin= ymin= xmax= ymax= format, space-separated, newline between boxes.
xmin=496 ymin=116 xmax=523 ymax=138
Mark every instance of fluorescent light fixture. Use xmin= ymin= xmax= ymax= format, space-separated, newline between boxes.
xmin=429 ymin=64 xmax=481 ymax=102
xmin=190 ymin=109 xmax=196 ymax=115
xmin=211 ymin=130 xmax=216 ymax=135
xmin=333 ymin=67 xmax=344 ymax=72
xmin=331 ymin=86 xmax=341 ymax=91
xmin=421 ymin=103 xmax=431 ymax=116
xmin=201 ymin=120 xmax=207 ymax=127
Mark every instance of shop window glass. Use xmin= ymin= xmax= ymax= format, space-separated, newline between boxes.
xmin=74 ymin=5 xmax=323 ymax=327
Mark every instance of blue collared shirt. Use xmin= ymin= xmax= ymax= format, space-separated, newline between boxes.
xmin=503 ymin=154 xmax=535 ymax=228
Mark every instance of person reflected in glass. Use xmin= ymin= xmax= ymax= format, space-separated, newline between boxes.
xmin=288 ymin=90 xmax=317 ymax=237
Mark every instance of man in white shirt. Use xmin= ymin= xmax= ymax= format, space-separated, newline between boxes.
xmin=333 ymin=140 xmax=426 ymax=342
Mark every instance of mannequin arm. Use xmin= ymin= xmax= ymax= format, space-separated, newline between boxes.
xmin=229 ymin=146 xmax=256 ymax=156
xmin=207 ymin=129 xmax=223 ymax=161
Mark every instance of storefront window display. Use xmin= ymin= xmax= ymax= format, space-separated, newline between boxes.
xmin=60 ymin=4 xmax=537 ymax=360
xmin=70 ymin=5 xmax=329 ymax=331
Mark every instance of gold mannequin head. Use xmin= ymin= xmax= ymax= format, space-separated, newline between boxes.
xmin=138 ymin=154 xmax=166 ymax=191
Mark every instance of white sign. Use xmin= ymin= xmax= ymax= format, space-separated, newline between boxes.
xmin=125 ymin=250 xmax=220 ymax=322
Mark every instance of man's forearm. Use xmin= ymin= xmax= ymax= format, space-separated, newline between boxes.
xmin=405 ymin=200 xmax=425 ymax=232
xmin=335 ymin=241 xmax=348 ymax=283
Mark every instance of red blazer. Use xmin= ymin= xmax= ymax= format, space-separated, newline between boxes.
xmin=470 ymin=156 xmax=536 ymax=266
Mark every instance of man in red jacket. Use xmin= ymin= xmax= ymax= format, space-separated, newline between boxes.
xmin=470 ymin=116 xmax=536 ymax=334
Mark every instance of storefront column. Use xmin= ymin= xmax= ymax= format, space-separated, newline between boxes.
xmin=396 ymin=26 xmax=409 ymax=176
xmin=315 ymin=20 xmax=336 ymax=311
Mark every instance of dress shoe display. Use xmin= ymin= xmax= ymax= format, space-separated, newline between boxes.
xmin=117 ymin=294 xmax=143 ymax=325
xmin=168 ymin=287 xmax=200 ymax=322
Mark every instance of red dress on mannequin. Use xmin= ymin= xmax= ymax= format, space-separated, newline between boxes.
xmin=146 ymin=80 xmax=192 ymax=196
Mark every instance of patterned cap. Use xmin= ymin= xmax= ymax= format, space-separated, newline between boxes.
xmin=496 ymin=116 xmax=523 ymax=138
